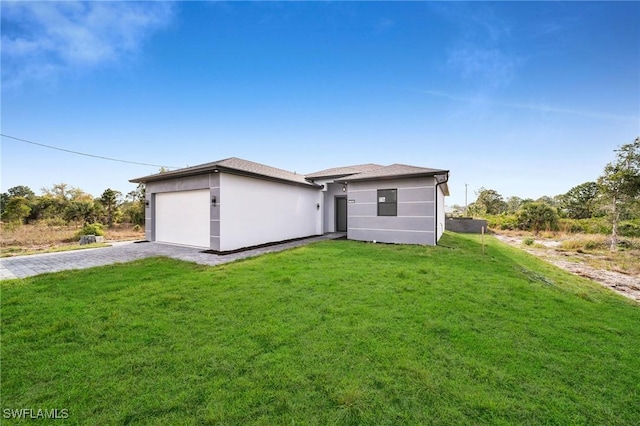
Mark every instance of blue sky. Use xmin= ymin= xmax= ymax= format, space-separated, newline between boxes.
xmin=2 ymin=1 xmax=639 ymax=207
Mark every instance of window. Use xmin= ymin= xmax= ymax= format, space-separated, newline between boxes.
xmin=377 ymin=189 xmax=397 ymax=216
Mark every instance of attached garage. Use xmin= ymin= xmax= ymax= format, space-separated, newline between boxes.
xmin=155 ymin=189 xmax=210 ymax=248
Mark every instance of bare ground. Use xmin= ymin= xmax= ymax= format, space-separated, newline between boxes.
xmin=494 ymin=234 xmax=640 ymax=303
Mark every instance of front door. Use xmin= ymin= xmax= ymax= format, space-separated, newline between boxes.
xmin=336 ymin=196 xmax=347 ymax=232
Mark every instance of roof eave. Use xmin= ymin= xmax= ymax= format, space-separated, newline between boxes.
xmin=130 ymin=165 xmax=321 ymax=189
xmin=306 ymin=173 xmax=360 ymax=181
xmin=339 ymin=170 xmax=449 ymax=184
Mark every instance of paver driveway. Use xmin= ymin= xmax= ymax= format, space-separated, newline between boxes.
xmin=0 ymin=234 xmax=345 ymax=280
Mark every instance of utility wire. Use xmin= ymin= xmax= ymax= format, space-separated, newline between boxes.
xmin=1 ymin=133 xmax=182 ymax=169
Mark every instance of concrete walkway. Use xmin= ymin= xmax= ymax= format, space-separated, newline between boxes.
xmin=0 ymin=234 xmax=346 ymax=280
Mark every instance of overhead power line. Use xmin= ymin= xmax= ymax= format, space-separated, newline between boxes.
xmin=1 ymin=133 xmax=182 ymax=169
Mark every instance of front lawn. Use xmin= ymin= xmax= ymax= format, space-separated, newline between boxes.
xmin=1 ymin=233 xmax=638 ymax=424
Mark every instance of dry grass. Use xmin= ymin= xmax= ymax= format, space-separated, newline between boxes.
xmin=497 ymin=230 xmax=640 ymax=276
xmin=559 ymin=235 xmax=640 ymax=275
xmin=0 ymin=223 xmax=144 ymax=257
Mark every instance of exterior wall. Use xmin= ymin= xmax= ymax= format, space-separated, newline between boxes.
xmin=437 ymin=184 xmax=446 ymax=241
xmin=219 ymin=173 xmax=322 ymax=251
xmin=144 ymin=173 xmax=219 ymax=248
xmin=347 ymin=177 xmax=437 ymax=245
xmin=322 ymin=182 xmax=347 ymax=233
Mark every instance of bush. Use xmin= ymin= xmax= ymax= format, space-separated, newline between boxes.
xmin=619 ymin=221 xmax=640 ymax=238
xmin=560 ymin=235 xmax=608 ymax=251
xmin=132 ymin=224 xmax=142 ymax=232
xmin=522 ymin=237 xmax=535 ymax=246
xmin=486 ymin=214 xmax=518 ymax=230
xmin=76 ymin=223 xmax=105 ymax=237
xmin=558 ymin=218 xmax=611 ymax=235
xmin=516 ymin=203 xmax=559 ymax=233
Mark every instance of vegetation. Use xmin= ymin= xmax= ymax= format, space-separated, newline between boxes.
xmin=0 ymin=182 xmax=145 ymax=227
xmin=2 ymin=234 xmax=639 ymax=424
xmin=515 ymin=202 xmax=559 ymax=234
xmin=597 ymin=137 xmax=640 ymax=250
xmin=76 ymin=222 xmax=105 ymax=237
xmin=558 ymin=234 xmax=640 ymax=275
xmin=0 ymin=223 xmax=144 ymax=257
xmin=460 ymin=137 xmax=640 ymax=249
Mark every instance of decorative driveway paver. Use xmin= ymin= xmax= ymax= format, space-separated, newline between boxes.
xmin=0 ymin=234 xmax=345 ymax=280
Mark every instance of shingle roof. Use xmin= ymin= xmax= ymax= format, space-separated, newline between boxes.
xmin=305 ymin=163 xmax=384 ymax=179
xmin=340 ymin=163 xmax=449 ymax=182
xmin=130 ymin=157 xmax=320 ymax=187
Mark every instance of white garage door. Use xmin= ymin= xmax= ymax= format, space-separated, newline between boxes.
xmin=155 ymin=189 xmax=210 ymax=248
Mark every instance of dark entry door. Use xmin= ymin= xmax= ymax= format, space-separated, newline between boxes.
xmin=336 ymin=197 xmax=347 ymax=232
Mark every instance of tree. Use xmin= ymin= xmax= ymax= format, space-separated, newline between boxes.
xmin=597 ymin=137 xmax=640 ymax=251
xmin=560 ymin=182 xmax=600 ymax=219
xmin=42 ymin=183 xmax=70 ymax=201
xmin=516 ymin=202 xmax=559 ymax=234
xmin=2 ymin=196 xmax=31 ymax=224
xmin=536 ymin=195 xmax=560 ymax=207
xmin=99 ymin=188 xmax=122 ymax=226
xmin=2 ymin=186 xmax=36 ymax=222
xmin=0 ymin=192 xmax=8 ymax=217
xmin=7 ymin=185 xmax=35 ymax=199
xmin=468 ymin=187 xmax=507 ymax=216
xmin=505 ymin=196 xmax=523 ymax=214
xmin=64 ymin=200 xmax=96 ymax=226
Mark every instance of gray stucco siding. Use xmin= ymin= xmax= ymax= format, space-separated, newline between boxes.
xmin=397 ymin=201 xmax=435 ymax=217
xmin=145 ymin=174 xmax=211 ymax=194
xmin=346 ymin=176 xmax=436 ymax=192
xmin=349 ymin=215 xmax=434 ymax=231
xmin=346 ymin=202 xmax=375 ymax=216
xmin=210 ymin=181 xmax=221 ymax=251
xmin=349 ymin=228 xmax=434 ymax=245
xmin=346 ymin=176 xmax=438 ymax=246
xmin=399 ymin=186 xmax=435 ymax=202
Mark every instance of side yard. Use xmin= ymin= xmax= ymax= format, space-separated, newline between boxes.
xmin=494 ymin=232 xmax=640 ymax=302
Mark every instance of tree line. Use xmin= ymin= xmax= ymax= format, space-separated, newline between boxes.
xmin=0 ymin=183 xmax=145 ymax=228
xmin=458 ymin=137 xmax=640 ymax=250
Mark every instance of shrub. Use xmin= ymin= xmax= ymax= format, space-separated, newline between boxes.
xmin=132 ymin=224 xmax=142 ymax=232
xmin=557 ymin=217 xmax=611 ymax=235
xmin=516 ymin=203 xmax=559 ymax=233
xmin=76 ymin=223 xmax=105 ymax=237
xmin=522 ymin=237 xmax=535 ymax=246
xmin=486 ymin=214 xmax=518 ymax=230
xmin=619 ymin=221 xmax=640 ymax=238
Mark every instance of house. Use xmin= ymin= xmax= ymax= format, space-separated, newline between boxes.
xmin=130 ymin=157 xmax=449 ymax=252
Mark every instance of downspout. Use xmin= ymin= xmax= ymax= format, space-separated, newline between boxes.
xmin=434 ymin=172 xmax=449 ymax=245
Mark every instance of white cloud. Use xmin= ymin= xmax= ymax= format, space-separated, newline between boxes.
xmin=447 ymin=47 xmax=516 ymax=89
xmin=1 ymin=1 xmax=175 ymax=88
xmin=418 ymin=89 xmax=638 ymax=122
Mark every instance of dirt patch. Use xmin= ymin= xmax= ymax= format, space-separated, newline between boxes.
xmin=494 ymin=234 xmax=640 ymax=303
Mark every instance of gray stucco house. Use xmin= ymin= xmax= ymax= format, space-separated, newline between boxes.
xmin=130 ymin=158 xmax=449 ymax=252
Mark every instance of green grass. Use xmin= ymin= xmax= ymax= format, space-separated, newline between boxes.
xmin=1 ymin=233 xmax=639 ymax=425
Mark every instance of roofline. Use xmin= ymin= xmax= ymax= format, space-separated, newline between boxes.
xmin=130 ymin=165 xmax=322 ymax=189
xmin=337 ymin=170 xmax=450 ymax=183
xmin=306 ymin=173 xmax=362 ymax=181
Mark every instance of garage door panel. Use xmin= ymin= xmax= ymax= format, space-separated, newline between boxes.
xmin=155 ymin=190 xmax=210 ymax=248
